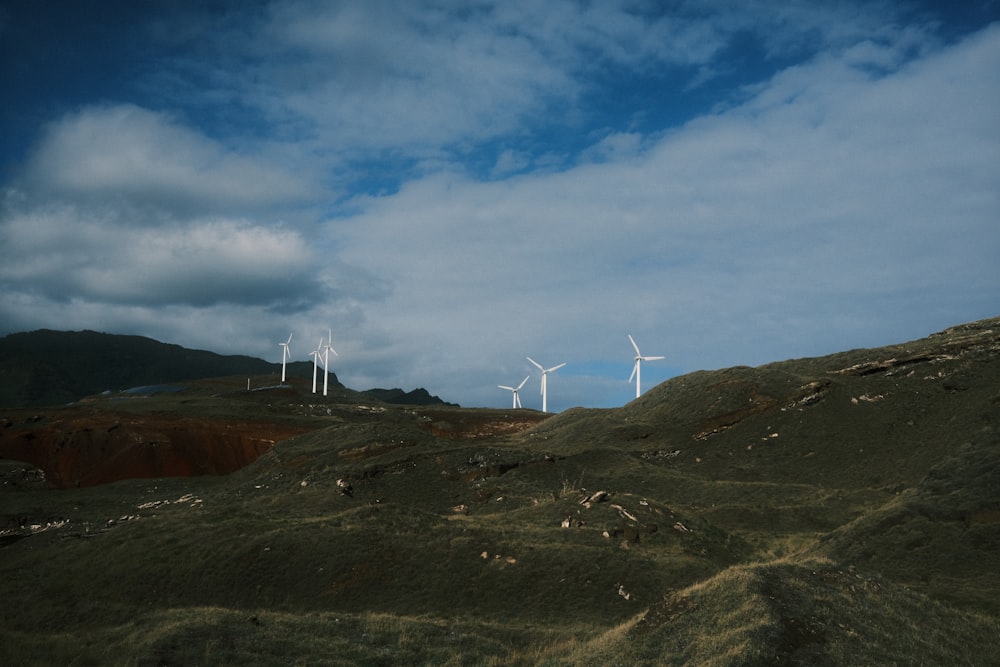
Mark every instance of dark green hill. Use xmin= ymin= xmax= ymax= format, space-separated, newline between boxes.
xmin=361 ymin=386 xmax=458 ymax=406
xmin=0 ymin=316 xmax=997 ymax=665
xmin=0 ymin=329 xmax=297 ymax=406
xmin=0 ymin=330 xmax=451 ymax=408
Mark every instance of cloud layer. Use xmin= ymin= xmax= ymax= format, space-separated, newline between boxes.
xmin=1 ymin=2 xmax=997 ymax=410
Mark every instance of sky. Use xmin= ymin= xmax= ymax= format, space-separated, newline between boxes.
xmin=1 ymin=1 xmax=998 ymax=412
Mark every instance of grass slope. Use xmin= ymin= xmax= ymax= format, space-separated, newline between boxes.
xmin=0 ymin=329 xmax=298 ymax=407
xmin=0 ymin=330 xmax=453 ymax=408
xmin=1 ymin=317 xmax=998 ymax=665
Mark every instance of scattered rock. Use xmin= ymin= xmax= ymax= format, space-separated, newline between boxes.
xmin=834 ymin=354 xmax=948 ymax=376
xmin=639 ymin=449 xmax=681 ymax=461
xmin=579 ymin=490 xmax=609 ymax=507
xmin=610 ymin=504 xmax=638 ymax=522
xmin=791 ymin=380 xmax=830 ymax=407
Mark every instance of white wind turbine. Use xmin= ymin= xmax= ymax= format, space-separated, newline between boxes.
xmin=498 ymin=375 xmax=530 ymax=409
xmin=310 ymin=338 xmax=323 ymax=393
xmin=278 ymin=333 xmax=293 ymax=383
xmin=628 ymin=334 xmax=665 ymax=399
xmin=527 ymin=357 xmax=565 ymax=413
xmin=321 ymin=329 xmax=337 ymax=397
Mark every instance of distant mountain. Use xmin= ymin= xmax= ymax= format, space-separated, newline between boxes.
xmin=361 ymin=387 xmax=458 ymax=407
xmin=0 ymin=330 xmax=451 ymax=408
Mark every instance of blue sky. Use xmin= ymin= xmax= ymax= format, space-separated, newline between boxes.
xmin=1 ymin=1 xmax=998 ymax=411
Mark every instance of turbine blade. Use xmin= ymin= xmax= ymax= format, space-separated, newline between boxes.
xmin=644 ymin=355 xmax=665 ymax=361
xmin=516 ymin=375 xmax=530 ymax=390
xmin=499 ymin=385 xmax=514 ymax=391
xmin=548 ymin=363 xmax=566 ymax=372
xmin=628 ymin=334 xmax=641 ymax=356
xmin=526 ymin=357 xmax=543 ymax=371
xmin=629 ymin=361 xmax=638 ymax=383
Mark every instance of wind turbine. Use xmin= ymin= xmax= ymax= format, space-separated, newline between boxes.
xmin=628 ymin=334 xmax=665 ymax=399
xmin=278 ymin=333 xmax=293 ymax=383
xmin=527 ymin=357 xmax=565 ymax=413
xmin=321 ymin=329 xmax=337 ymax=397
xmin=310 ymin=338 xmax=323 ymax=393
xmin=498 ymin=375 xmax=530 ymax=409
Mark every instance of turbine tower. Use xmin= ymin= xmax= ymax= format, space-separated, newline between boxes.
xmin=322 ymin=329 xmax=337 ymax=397
xmin=310 ymin=338 xmax=323 ymax=393
xmin=527 ymin=357 xmax=565 ymax=413
xmin=279 ymin=333 xmax=293 ymax=383
xmin=628 ymin=334 xmax=665 ymax=399
xmin=498 ymin=375 xmax=530 ymax=409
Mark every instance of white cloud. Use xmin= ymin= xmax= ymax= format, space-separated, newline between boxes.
xmin=491 ymin=149 xmax=532 ymax=176
xmin=25 ymin=104 xmax=318 ymax=212
xmin=188 ymin=0 xmax=924 ymax=164
xmin=0 ymin=200 xmax=321 ymax=308
xmin=256 ymin=0 xmax=577 ymax=153
xmin=321 ymin=23 xmax=1000 ymax=408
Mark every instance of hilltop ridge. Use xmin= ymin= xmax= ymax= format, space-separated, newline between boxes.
xmin=0 ymin=329 xmax=453 ymax=408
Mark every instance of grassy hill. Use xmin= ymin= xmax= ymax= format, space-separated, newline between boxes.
xmin=1 ymin=317 xmax=998 ymax=665
xmin=0 ymin=329 xmax=318 ymax=407
xmin=0 ymin=329 xmax=452 ymax=408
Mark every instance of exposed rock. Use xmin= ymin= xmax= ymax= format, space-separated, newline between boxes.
xmin=610 ymin=503 xmax=638 ymax=522
xmin=579 ymin=490 xmax=609 ymax=507
xmin=834 ymin=354 xmax=950 ymax=376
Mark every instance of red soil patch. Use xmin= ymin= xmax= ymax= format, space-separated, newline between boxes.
xmin=0 ymin=412 xmax=313 ymax=489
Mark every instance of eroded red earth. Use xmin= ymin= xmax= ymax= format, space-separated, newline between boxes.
xmin=0 ymin=411 xmax=313 ymax=489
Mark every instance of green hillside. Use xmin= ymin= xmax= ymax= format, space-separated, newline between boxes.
xmin=0 ymin=330 xmax=452 ymax=408
xmin=1 ymin=317 xmax=998 ymax=665
xmin=0 ymin=329 xmax=303 ymax=407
